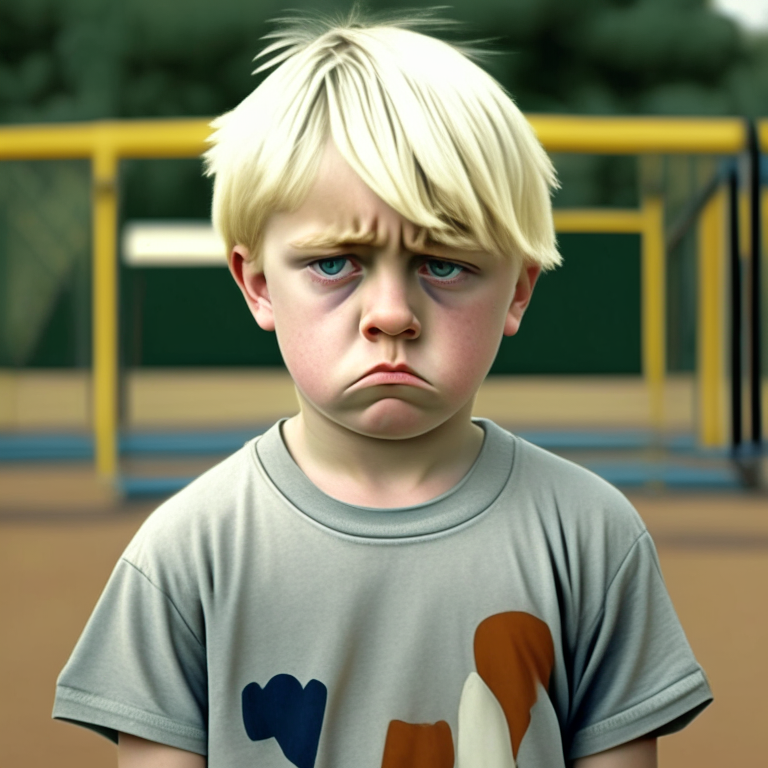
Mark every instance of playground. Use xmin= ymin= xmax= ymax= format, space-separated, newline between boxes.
xmin=1 ymin=113 xmax=767 ymax=766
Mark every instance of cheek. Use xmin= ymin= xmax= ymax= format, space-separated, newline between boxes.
xmin=271 ymin=294 xmax=351 ymax=396
xmin=432 ymin=298 xmax=507 ymax=386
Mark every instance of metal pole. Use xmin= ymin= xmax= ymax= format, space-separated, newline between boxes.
xmin=641 ymin=194 xmax=666 ymax=438
xmin=92 ymin=136 xmax=119 ymax=479
xmin=697 ymin=186 xmax=727 ymax=446
xmin=748 ymin=121 xmax=763 ymax=449
xmin=729 ymin=163 xmax=743 ymax=450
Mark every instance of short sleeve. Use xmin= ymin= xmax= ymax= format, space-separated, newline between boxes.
xmin=566 ymin=531 xmax=712 ymax=760
xmin=52 ymin=557 xmax=208 ymax=755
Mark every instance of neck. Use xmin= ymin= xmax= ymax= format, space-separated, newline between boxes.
xmin=281 ymin=399 xmax=484 ymax=508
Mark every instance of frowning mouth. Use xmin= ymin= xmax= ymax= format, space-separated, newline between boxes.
xmin=353 ymin=363 xmax=429 ymax=387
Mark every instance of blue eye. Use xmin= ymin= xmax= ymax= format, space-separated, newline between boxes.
xmin=316 ymin=258 xmax=347 ymax=276
xmin=426 ymin=260 xmax=462 ymax=279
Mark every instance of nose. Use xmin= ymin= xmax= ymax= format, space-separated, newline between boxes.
xmin=360 ymin=272 xmax=421 ymax=341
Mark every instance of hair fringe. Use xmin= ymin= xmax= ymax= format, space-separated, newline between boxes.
xmin=205 ymin=5 xmax=561 ymax=272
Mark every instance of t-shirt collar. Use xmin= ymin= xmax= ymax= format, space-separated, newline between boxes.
xmin=253 ymin=417 xmax=515 ymax=539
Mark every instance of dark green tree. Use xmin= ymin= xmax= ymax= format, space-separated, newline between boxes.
xmin=1 ymin=0 xmax=767 ymax=125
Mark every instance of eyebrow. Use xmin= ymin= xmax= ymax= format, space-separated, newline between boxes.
xmin=289 ymin=228 xmax=437 ymax=253
xmin=289 ymin=229 xmax=381 ymax=250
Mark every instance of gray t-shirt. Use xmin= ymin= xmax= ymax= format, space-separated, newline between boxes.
xmin=53 ymin=419 xmax=711 ymax=767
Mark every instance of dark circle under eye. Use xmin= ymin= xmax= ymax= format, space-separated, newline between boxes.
xmin=428 ymin=260 xmax=459 ymax=278
xmin=317 ymin=258 xmax=346 ymax=276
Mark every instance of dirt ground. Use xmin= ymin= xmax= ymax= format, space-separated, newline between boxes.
xmin=1 ymin=490 xmax=766 ymax=768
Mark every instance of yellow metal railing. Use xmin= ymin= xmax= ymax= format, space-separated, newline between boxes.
xmin=697 ymin=188 xmax=728 ymax=446
xmin=533 ymin=115 xmax=744 ymax=154
xmin=0 ymin=116 xmax=753 ymax=479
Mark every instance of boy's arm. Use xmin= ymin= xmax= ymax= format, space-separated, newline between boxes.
xmin=572 ymin=737 xmax=657 ymax=768
xmin=118 ymin=733 xmax=206 ymax=768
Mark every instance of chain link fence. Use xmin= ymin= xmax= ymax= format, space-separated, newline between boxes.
xmin=0 ymin=160 xmax=91 ymax=367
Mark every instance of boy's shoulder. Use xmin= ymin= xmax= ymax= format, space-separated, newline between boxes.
xmin=513 ymin=430 xmax=640 ymax=509
xmin=123 ymin=434 xmax=266 ymax=569
xmin=499 ymin=422 xmax=648 ymax=551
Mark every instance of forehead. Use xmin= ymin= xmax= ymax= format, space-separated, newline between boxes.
xmin=264 ymin=141 xmax=430 ymax=254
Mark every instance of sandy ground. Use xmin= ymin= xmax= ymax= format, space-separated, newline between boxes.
xmin=1 ymin=491 xmax=766 ymax=767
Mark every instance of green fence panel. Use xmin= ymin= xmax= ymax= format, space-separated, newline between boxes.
xmin=119 ymin=232 xmax=641 ymax=374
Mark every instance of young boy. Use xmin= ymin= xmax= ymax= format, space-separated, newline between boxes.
xmin=53 ymin=11 xmax=712 ymax=768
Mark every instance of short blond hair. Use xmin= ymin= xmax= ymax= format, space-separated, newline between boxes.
xmin=204 ymin=9 xmax=561 ymax=271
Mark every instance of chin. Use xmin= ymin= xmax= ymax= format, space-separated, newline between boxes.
xmin=341 ymin=399 xmax=454 ymax=440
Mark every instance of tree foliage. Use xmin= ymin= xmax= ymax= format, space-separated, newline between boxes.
xmin=1 ymin=0 xmax=767 ymax=125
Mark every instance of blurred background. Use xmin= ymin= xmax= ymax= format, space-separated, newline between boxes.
xmin=4 ymin=0 xmax=768 ymax=378
xmin=1 ymin=0 xmax=767 ymax=766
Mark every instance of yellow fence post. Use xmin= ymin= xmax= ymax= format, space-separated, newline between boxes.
xmin=641 ymin=194 xmax=666 ymax=437
xmin=697 ymin=187 xmax=727 ymax=446
xmin=92 ymin=129 xmax=119 ymax=480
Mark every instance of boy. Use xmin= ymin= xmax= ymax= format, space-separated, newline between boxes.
xmin=53 ymin=11 xmax=712 ymax=768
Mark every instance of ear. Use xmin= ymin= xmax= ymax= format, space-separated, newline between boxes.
xmin=503 ymin=265 xmax=541 ymax=337
xmin=228 ymin=245 xmax=275 ymax=332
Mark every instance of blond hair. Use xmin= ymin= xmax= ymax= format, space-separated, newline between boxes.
xmin=204 ymin=8 xmax=561 ymax=270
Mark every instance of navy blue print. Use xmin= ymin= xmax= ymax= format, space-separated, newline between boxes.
xmin=242 ymin=674 xmax=327 ymax=768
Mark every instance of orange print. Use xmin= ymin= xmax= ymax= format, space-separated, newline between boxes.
xmin=474 ymin=612 xmax=555 ymax=759
xmin=380 ymin=720 xmax=455 ymax=768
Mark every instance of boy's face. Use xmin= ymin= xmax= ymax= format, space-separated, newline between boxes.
xmin=231 ymin=141 xmax=539 ymax=441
